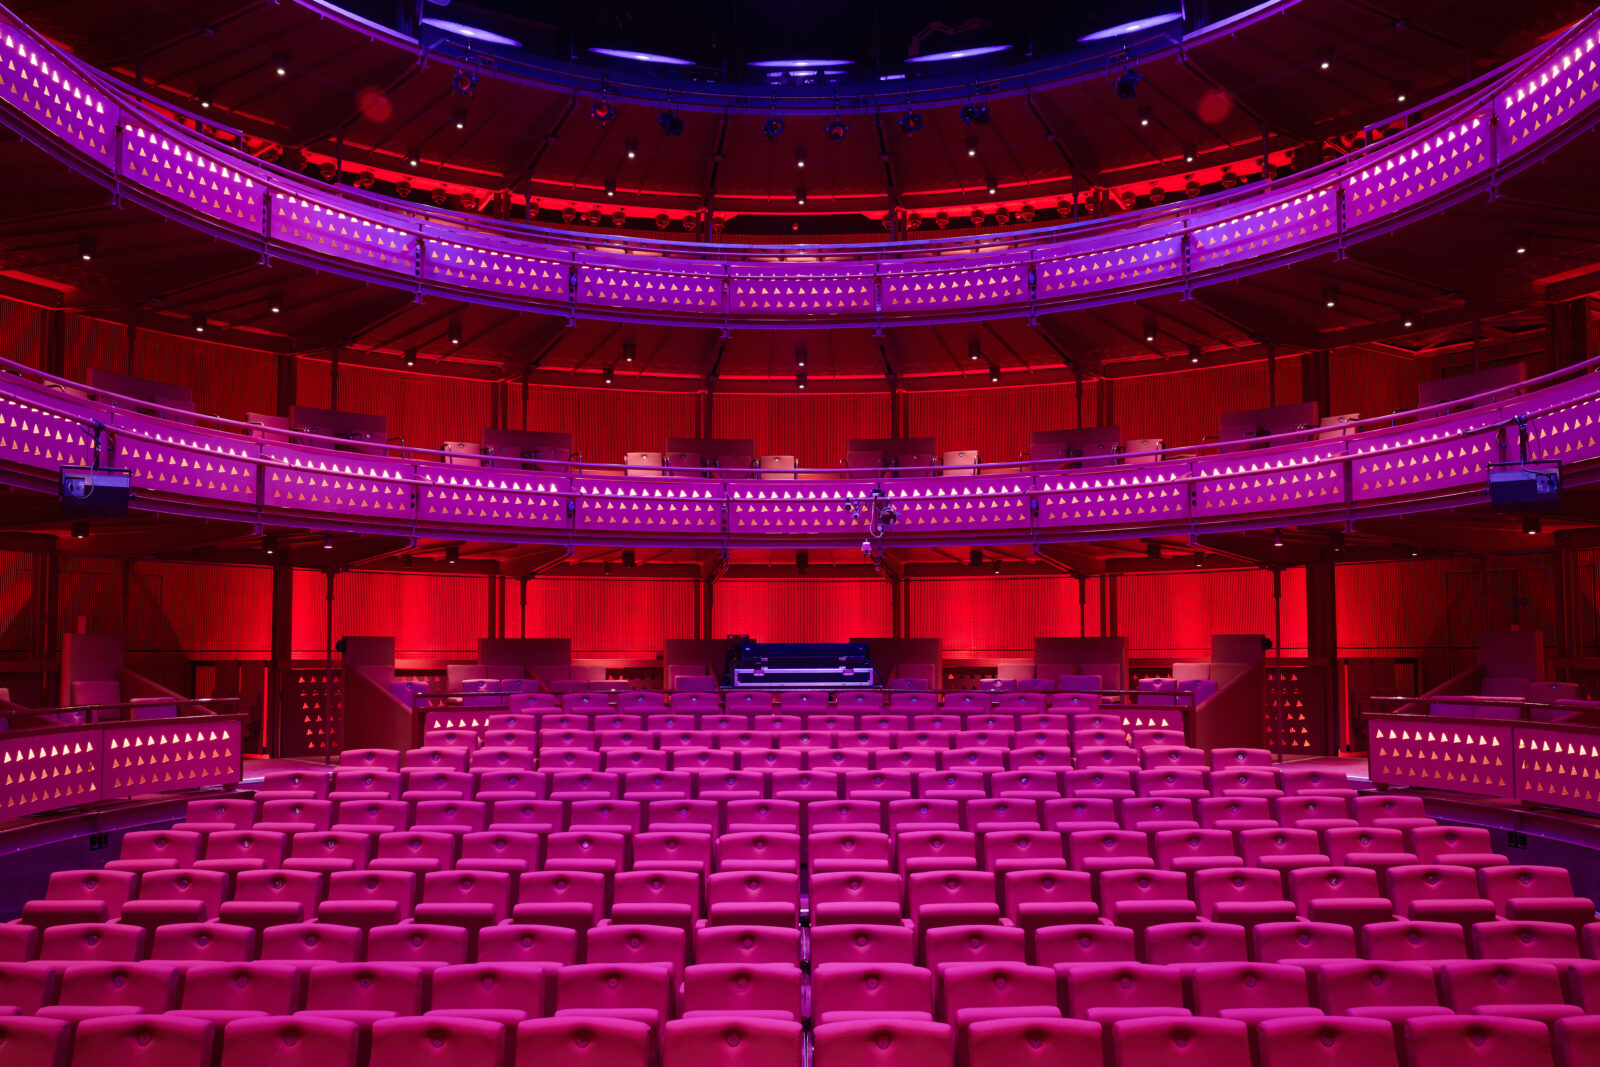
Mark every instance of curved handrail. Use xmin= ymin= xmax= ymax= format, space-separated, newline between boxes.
xmin=0 ymin=5 xmax=1593 ymax=326
xmin=3 ymin=348 xmax=1598 ymax=550
xmin=5 ymin=351 xmax=1596 ymax=477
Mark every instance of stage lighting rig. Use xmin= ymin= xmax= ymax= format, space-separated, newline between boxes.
xmin=591 ymin=99 xmax=616 ymax=124
xmin=1114 ymin=67 xmax=1142 ymax=99
xmin=657 ymin=110 xmax=684 ymax=135
xmin=824 ymin=117 xmax=850 ymax=142
xmin=960 ymin=103 xmax=990 ymax=126
xmin=847 ymin=488 xmax=899 ymax=540
xmin=898 ymin=111 xmax=923 ymax=135
xmin=762 ymin=116 xmax=784 ymax=139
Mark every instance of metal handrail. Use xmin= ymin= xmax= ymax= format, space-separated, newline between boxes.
xmin=4 ymin=352 xmax=1596 ymax=482
xmin=1 ymin=0 xmax=1591 ymax=272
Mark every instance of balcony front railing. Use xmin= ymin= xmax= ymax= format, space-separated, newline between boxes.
xmin=2 ymin=354 xmax=1597 ymax=548
xmin=0 ymin=6 xmax=1596 ymax=326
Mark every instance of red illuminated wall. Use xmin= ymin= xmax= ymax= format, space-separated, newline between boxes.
xmin=713 ymin=392 xmax=890 ymax=469
xmin=908 ymin=576 xmax=1100 ymax=657
xmin=905 ymin=381 xmax=1092 ymax=464
xmin=712 ymin=580 xmax=892 ymax=643
xmin=513 ymin=384 xmax=698 ymax=466
xmin=505 ymin=578 xmax=697 ymax=655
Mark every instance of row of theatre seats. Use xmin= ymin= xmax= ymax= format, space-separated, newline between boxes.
xmin=2 ymin=706 xmax=1598 ymax=1067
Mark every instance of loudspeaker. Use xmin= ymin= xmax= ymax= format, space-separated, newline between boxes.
xmin=59 ymin=467 xmax=130 ymax=516
xmin=1489 ymin=466 xmax=1560 ymax=512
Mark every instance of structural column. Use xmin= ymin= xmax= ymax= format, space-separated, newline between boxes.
xmin=1305 ymin=561 xmax=1341 ymax=753
xmin=265 ymin=561 xmax=294 ymax=758
xmin=1547 ymin=298 xmax=1591 ymax=371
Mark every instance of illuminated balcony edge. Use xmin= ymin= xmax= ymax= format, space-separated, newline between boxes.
xmin=0 ymin=13 xmax=1594 ymax=325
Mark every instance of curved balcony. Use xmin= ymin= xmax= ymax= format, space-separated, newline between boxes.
xmin=0 ymin=8 xmax=1596 ymax=328
xmin=3 ymin=355 xmax=1597 ymax=549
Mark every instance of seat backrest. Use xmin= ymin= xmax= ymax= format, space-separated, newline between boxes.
xmin=476 ymin=925 xmax=579 ymax=967
xmin=0 ymin=1016 xmax=70 ymax=1067
xmin=1471 ymin=920 xmax=1581 ymax=959
xmin=118 ymin=830 xmax=202 ymax=867
xmin=1111 ymin=1017 xmax=1251 ymax=1067
xmin=812 ymin=1018 xmax=955 ymax=1067
xmin=369 ymin=1017 xmax=505 ymax=1067
xmin=67 ymin=1016 xmax=215 ymax=1067
xmin=694 ymin=925 xmax=801 ymax=968
xmin=178 ymin=961 xmax=304 ymax=1014
xmin=706 ymin=870 xmax=799 ymax=908
xmin=1063 ymin=962 xmax=1183 ymax=1016
xmin=812 ymin=962 xmax=934 ymax=1018
xmin=430 ymin=962 xmax=552 ymax=1014
xmin=1141 ymin=922 xmax=1248 ymax=968
xmin=57 ymin=961 xmax=179 ymax=1010
xmin=46 ymin=869 xmax=137 ymax=911
xmin=1311 ymin=960 xmax=1440 ymax=1012
xmin=0 ymin=962 xmax=65 ymax=1013
xmin=218 ymin=1016 xmax=358 ymax=1067
xmin=515 ymin=1018 xmax=651 ymax=1067
xmin=366 ymin=923 xmax=469 ymax=966
xmin=1479 ymin=865 xmax=1577 ymax=912
xmin=1190 ymin=962 xmax=1309 ymax=1013
xmin=1402 ymin=1015 xmax=1554 ymax=1067
xmin=149 ymin=922 xmax=255 ymax=964
xmin=1439 ymin=959 xmax=1564 ymax=1011
xmin=663 ymin=1018 xmax=802 ymax=1067
xmin=1256 ymin=1016 xmax=1399 ymax=1067
xmin=586 ymin=925 xmax=687 ymax=982
xmin=1288 ymin=865 xmax=1382 ymax=909
xmin=37 ymin=923 xmax=145 ymax=963
xmin=1385 ymin=864 xmax=1480 ymax=914
xmin=682 ymin=963 xmax=802 ymax=1019
xmin=1251 ymin=921 xmax=1358 ymax=964
xmin=810 ymin=924 xmax=916 ymax=968
xmin=136 ymin=869 xmax=228 ymax=916
xmin=304 ymin=962 xmax=425 ymax=1014
xmin=923 ymin=926 xmax=1027 ymax=972
xmin=258 ymin=922 xmax=362 ymax=964
xmin=555 ymin=962 xmax=673 ymax=1018
xmin=1360 ymin=920 xmax=1468 ymax=962
xmin=1033 ymin=924 xmax=1136 ymax=968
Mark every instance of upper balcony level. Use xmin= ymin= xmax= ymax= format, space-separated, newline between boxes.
xmin=0 ymin=4 xmax=1596 ymax=330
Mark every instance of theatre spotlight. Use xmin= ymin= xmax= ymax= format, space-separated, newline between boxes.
xmin=960 ymin=103 xmax=990 ymax=126
xmin=762 ymin=116 xmax=784 ymax=139
xmin=657 ymin=110 xmax=684 ymax=135
xmin=824 ymin=117 xmax=850 ymax=142
xmin=898 ymin=111 xmax=923 ymax=135
xmin=444 ymin=546 xmax=460 ymax=564
xmin=1115 ymin=68 xmax=1141 ymax=99
xmin=403 ymin=349 xmax=417 ymax=367
xmin=591 ymin=99 xmax=616 ymax=124
xmin=795 ymin=187 xmax=807 ymax=205
xmin=77 ymin=235 xmax=95 ymax=261
xmin=1523 ymin=516 xmax=1541 ymax=535
xmin=449 ymin=320 xmax=463 ymax=345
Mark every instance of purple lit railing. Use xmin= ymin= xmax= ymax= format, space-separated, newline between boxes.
xmin=0 ymin=9 xmax=1595 ymax=326
xmin=2 ymin=355 xmax=1598 ymax=547
xmin=0 ymin=713 xmax=245 ymax=819
xmin=1368 ymin=709 xmax=1600 ymax=818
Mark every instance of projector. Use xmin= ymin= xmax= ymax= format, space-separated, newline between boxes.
xmin=1488 ymin=465 xmax=1560 ymax=513
xmin=59 ymin=467 xmax=132 ymax=516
